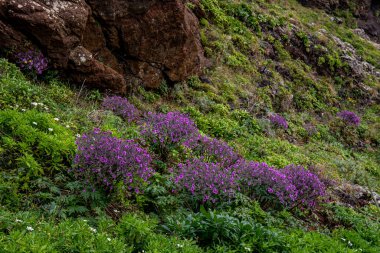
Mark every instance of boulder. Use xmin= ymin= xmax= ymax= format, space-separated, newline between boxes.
xmin=0 ymin=0 xmax=205 ymax=93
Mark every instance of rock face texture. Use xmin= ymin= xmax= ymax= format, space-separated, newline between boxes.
xmin=299 ymin=0 xmax=380 ymax=42
xmin=0 ymin=0 xmax=205 ymax=93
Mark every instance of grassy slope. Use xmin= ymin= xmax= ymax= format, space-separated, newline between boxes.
xmin=0 ymin=0 xmax=379 ymax=252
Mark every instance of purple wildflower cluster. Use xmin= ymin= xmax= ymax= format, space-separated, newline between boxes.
xmin=140 ymin=111 xmax=199 ymax=147
xmin=73 ymin=128 xmax=154 ymax=192
xmin=183 ymin=134 xmax=240 ymax=166
xmin=102 ymin=96 xmax=140 ymax=122
xmin=170 ymin=158 xmax=239 ymax=203
xmin=282 ymin=165 xmax=326 ymax=208
xmin=232 ymin=160 xmax=298 ymax=206
xmin=269 ymin=114 xmax=288 ymax=129
xmin=171 ymin=158 xmax=325 ymax=208
xmin=15 ymin=50 xmax=48 ymax=75
xmin=337 ymin=110 xmax=360 ymax=126
xmin=72 ymin=109 xmax=325 ymax=208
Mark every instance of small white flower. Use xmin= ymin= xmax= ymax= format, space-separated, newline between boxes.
xmin=26 ymin=226 xmax=34 ymax=231
xmin=76 ymin=134 xmax=81 ymax=138
xmin=21 ymin=109 xmax=26 ymax=112
xmin=48 ymin=128 xmax=53 ymax=132
xmin=176 ymin=244 xmax=184 ymax=248
xmin=31 ymin=102 xmax=38 ymax=106
xmin=89 ymin=227 xmax=97 ymax=233
xmin=15 ymin=219 xmax=23 ymax=223
xmin=113 ymin=209 xmax=119 ymax=213
xmin=341 ymin=238 xmax=346 ymax=241
xmin=66 ymin=125 xmax=70 ymax=128
xmin=32 ymin=122 xmax=38 ymax=126
xmin=107 ymin=238 xmax=111 ymax=242
xmin=348 ymin=241 xmax=353 ymax=247
xmin=54 ymin=118 xmax=59 ymax=121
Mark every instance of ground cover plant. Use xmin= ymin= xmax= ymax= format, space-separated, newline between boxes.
xmin=0 ymin=0 xmax=379 ymax=251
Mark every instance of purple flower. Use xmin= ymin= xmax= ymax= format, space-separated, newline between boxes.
xmin=231 ymin=160 xmax=298 ymax=207
xmin=170 ymin=158 xmax=238 ymax=203
xmin=102 ymin=96 xmax=140 ymax=122
xmin=183 ymin=134 xmax=240 ymax=166
xmin=337 ymin=111 xmax=360 ymax=126
xmin=269 ymin=114 xmax=288 ymax=129
xmin=73 ymin=128 xmax=154 ymax=192
xmin=282 ymin=165 xmax=326 ymax=208
xmin=140 ymin=112 xmax=199 ymax=159
xmin=15 ymin=50 xmax=48 ymax=75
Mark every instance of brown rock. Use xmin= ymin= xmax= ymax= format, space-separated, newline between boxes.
xmin=0 ymin=0 xmax=205 ymax=92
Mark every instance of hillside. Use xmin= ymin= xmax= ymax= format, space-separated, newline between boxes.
xmin=0 ymin=0 xmax=379 ymax=252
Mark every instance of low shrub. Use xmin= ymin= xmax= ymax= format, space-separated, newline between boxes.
xmin=268 ymin=113 xmax=288 ymax=129
xmin=282 ymin=165 xmax=326 ymax=208
xmin=73 ymin=128 xmax=154 ymax=192
xmin=232 ymin=160 xmax=298 ymax=208
xmin=102 ymin=96 xmax=140 ymax=122
xmin=140 ymin=112 xmax=199 ymax=160
xmin=170 ymin=159 xmax=238 ymax=203
xmin=337 ymin=110 xmax=361 ymax=126
xmin=183 ymin=134 xmax=240 ymax=166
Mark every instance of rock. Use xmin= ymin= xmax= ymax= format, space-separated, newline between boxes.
xmin=0 ymin=0 xmax=205 ymax=92
xmin=332 ymin=183 xmax=380 ymax=207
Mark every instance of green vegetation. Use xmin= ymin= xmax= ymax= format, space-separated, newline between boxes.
xmin=1 ymin=0 xmax=379 ymax=252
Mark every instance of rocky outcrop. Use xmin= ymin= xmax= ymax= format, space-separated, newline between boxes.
xmin=299 ymin=0 xmax=380 ymax=42
xmin=0 ymin=0 xmax=205 ymax=93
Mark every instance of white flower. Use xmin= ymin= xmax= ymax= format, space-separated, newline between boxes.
xmin=26 ymin=226 xmax=34 ymax=231
xmin=348 ymin=241 xmax=353 ymax=247
xmin=21 ymin=109 xmax=26 ymax=112
xmin=54 ymin=118 xmax=59 ymax=121
xmin=176 ymin=244 xmax=184 ymax=248
xmin=107 ymin=238 xmax=111 ymax=242
xmin=89 ymin=227 xmax=97 ymax=233
xmin=32 ymin=122 xmax=38 ymax=126
xmin=76 ymin=134 xmax=81 ymax=138
xmin=15 ymin=219 xmax=23 ymax=223
xmin=31 ymin=102 xmax=38 ymax=106
xmin=341 ymin=238 xmax=346 ymax=241
xmin=113 ymin=209 xmax=119 ymax=213
xmin=48 ymin=128 xmax=53 ymax=132
xmin=66 ymin=125 xmax=70 ymax=128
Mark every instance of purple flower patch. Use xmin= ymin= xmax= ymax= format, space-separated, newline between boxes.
xmin=269 ymin=114 xmax=288 ymax=129
xmin=102 ymin=96 xmax=140 ymax=122
xmin=73 ymin=128 xmax=154 ymax=192
xmin=15 ymin=50 xmax=48 ymax=75
xmin=337 ymin=111 xmax=360 ymax=126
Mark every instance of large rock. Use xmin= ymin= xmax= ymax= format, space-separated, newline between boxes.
xmin=0 ymin=0 xmax=205 ymax=93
